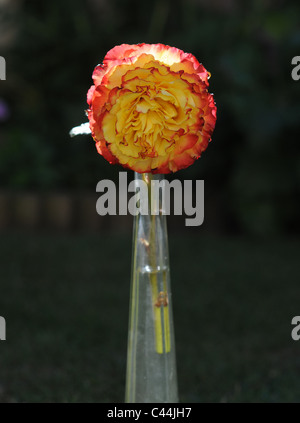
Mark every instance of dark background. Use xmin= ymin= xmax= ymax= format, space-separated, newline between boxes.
xmin=0 ymin=0 xmax=300 ymax=402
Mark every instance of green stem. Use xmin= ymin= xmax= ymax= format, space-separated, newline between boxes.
xmin=143 ymin=173 xmax=170 ymax=354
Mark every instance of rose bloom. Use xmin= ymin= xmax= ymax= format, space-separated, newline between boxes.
xmin=87 ymin=43 xmax=216 ymax=173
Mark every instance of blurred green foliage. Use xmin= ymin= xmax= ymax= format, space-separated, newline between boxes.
xmin=1 ymin=0 xmax=300 ymax=235
xmin=1 ymin=232 xmax=300 ymax=402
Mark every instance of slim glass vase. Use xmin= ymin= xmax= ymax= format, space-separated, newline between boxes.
xmin=125 ymin=172 xmax=178 ymax=403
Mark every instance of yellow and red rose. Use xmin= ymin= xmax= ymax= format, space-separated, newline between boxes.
xmin=87 ymin=43 xmax=216 ymax=173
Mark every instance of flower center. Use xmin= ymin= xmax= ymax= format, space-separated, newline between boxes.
xmin=102 ymin=62 xmax=199 ymax=160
